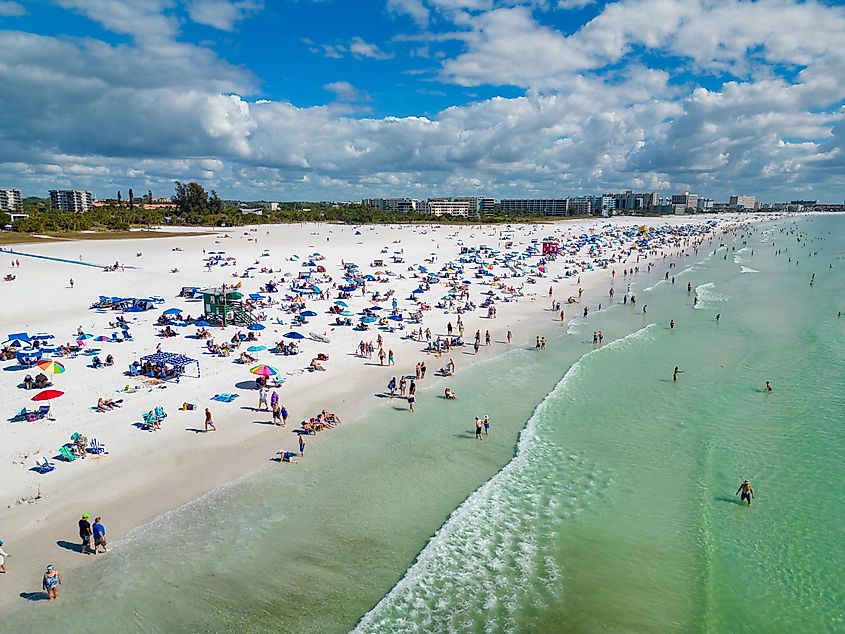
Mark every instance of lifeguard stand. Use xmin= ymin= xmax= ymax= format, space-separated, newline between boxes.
xmin=201 ymin=287 xmax=257 ymax=327
xmin=542 ymin=240 xmax=560 ymax=256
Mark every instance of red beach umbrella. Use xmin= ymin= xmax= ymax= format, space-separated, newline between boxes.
xmin=32 ymin=389 xmax=64 ymax=401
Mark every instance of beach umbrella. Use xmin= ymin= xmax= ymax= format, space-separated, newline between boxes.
xmin=226 ymin=291 xmax=244 ymax=299
xmin=37 ymin=360 xmax=65 ymax=374
xmin=361 ymin=316 xmax=377 ymax=324
xmin=250 ymin=364 xmax=278 ymax=377
xmin=388 ymin=315 xmax=403 ymax=321
xmin=334 ymin=301 xmax=348 ymax=307
xmin=301 ymin=310 xmax=317 ymax=317
xmin=194 ymin=321 xmax=211 ymax=327
xmin=284 ymin=331 xmax=305 ymax=339
xmin=163 ymin=308 xmax=182 ymax=315
xmin=77 ymin=333 xmax=94 ymax=339
xmin=369 ymin=306 xmax=383 ymax=311
xmin=340 ymin=310 xmax=353 ymax=316
xmin=32 ymin=389 xmax=64 ymax=401
xmin=94 ymin=335 xmax=110 ymax=342
xmin=247 ymin=345 xmax=266 ymax=352
xmin=32 ymin=332 xmax=55 ymax=340
xmin=247 ymin=323 xmax=265 ymax=331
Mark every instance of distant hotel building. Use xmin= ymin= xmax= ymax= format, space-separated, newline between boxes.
xmin=729 ymin=195 xmax=756 ymax=210
xmin=500 ymin=199 xmax=570 ymax=216
xmin=50 ymin=189 xmax=94 ymax=212
xmin=0 ymin=188 xmax=22 ymax=212
xmin=422 ymin=198 xmax=474 ymax=217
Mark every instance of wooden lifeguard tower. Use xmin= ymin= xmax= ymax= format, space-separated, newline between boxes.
xmin=201 ymin=286 xmax=257 ymax=327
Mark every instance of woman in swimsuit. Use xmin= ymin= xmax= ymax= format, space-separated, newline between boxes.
xmin=42 ymin=565 xmax=62 ymax=600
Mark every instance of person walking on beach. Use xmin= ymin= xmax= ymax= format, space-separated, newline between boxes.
xmin=93 ymin=517 xmax=108 ymax=554
xmin=475 ymin=417 xmax=483 ymax=440
xmin=507 ymin=329 xmax=512 ymax=344
xmin=204 ymin=407 xmax=216 ymax=432
xmin=673 ymin=366 xmax=683 ymax=382
xmin=0 ymin=539 xmax=10 ymax=573
xmin=387 ymin=377 xmax=397 ymax=398
xmin=42 ymin=565 xmax=62 ymax=600
xmin=670 ymin=319 xmax=675 ymax=330
xmin=258 ymin=386 xmax=269 ymax=411
xmin=420 ymin=362 xmax=427 ymax=379
xmin=79 ymin=513 xmax=93 ymax=554
xmin=388 ymin=349 xmax=395 ymax=366
xmin=736 ymin=480 xmax=755 ymax=506
xmin=69 ymin=278 xmax=74 ymax=289
xmin=298 ymin=434 xmax=306 ymax=457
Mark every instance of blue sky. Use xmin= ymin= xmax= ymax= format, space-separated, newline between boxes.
xmin=1 ymin=0 xmax=844 ymax=202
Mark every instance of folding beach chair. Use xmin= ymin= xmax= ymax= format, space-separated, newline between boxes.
xmin=89 ymin=438 xmax=107 ymax=455
xmin=34 ymin=457 xmax=55 ymax=474
xmin=37 ymin=405 xmax=51 ymax=419
xmin=153 ymin=406 xmax=167 ymax=421
xmin=59 ymin=446 xmax=77 ymax=462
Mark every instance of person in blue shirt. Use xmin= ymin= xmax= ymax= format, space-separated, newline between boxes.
xmin=92 ymin=517 xmax=108 ymax=554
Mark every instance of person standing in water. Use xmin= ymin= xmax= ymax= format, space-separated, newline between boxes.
xmin=736 ymin=480 xmax=755 ymax=506
xmin=765 ymin=381 xmax=773 ymax=392
xmin=673 ymin=366 xmax=683 ymax=382
xmin=475 ymin=417 xmax=483 ymax=440
xmin=670 ymin=319 xmax=675 ymax=330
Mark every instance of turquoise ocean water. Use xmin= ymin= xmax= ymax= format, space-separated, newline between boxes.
xmin=5 ymin=215 xmax=844 ymax=632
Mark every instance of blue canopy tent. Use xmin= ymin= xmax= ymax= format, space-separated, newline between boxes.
xmin=139 ymin=352 xmax=201 ymax=379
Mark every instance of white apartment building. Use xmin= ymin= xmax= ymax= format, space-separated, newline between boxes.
xmin=50 ymin=189 xmax=94 ymax=212
xmin=500 ymin=199 xmax=570 ymax=216
xmin=0 ymin=188 xmax=22 ymax=211
xmin=671 ymin=192 xmax=699 ymax=210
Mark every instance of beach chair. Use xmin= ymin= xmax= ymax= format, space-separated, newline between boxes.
xmin=34 ymin=457 xmax=55 ymax=474
xmin=153 ymin=406 xmax=167 ymax=421
xmin=89 ymin=438 xmax=107 ymax=455
xmin=59 ymin=446 xmax=77 ymax=462
xmin=37 ymin=405 xmax=51 ymax=419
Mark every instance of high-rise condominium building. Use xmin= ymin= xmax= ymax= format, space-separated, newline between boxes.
xmin=0 ymin=188 xmax=22 ymax=211
xmin=50 ymin=190 xmax=94 ymax=212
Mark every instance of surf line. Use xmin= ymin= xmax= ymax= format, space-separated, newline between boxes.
xmin=354 ymin=323 xmax=657 ymax=632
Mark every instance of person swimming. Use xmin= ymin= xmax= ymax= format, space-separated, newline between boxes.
xmin=736 ymin=480 xmax=755 ymax=506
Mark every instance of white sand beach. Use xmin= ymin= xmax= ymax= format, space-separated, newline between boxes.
xmin=0 ymin=216 xmax=760 ymax=612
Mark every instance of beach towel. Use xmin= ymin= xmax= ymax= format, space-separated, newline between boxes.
xmin=211 ymin=393 xmax=238 ymax=403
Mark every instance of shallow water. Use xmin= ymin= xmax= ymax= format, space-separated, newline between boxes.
xmin=6 ymin=216 xmax=844 ymax=633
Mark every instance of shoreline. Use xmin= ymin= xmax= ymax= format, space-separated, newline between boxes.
xmin=0 ymin=216 xmax=765 ymax=617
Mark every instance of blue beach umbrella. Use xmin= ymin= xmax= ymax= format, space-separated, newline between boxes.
xmin=194 ymin=321 xmax=211 ymax=327
xmin=361 ymin=316 xmax=377 ymax=324
xmin=301 ymin=310 xmax=317 ymax=317
xmin=163 ymin=308 xmax=182 ymax=315
xmin=334 ymin=301 xmax=348 ymax=307
xmin=247 ymin=323 xmax=265 ymax=331
xmin=284 ymin=331 xmax=305 ymax=339
xmin=247 ymin=345 xmax=266 ymax=352
xmin=387 ymin=315 xmax=403 ymax=321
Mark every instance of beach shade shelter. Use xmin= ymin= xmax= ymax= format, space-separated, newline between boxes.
xmin=139 ymin=352 xmax=201 ymax=379
xmin=16 ymin=349 xmax=43 ymax=366
xmin=250 ymin=364 xmax=278 ymax=377
xmin=163 ymin=308 xmax=183 ymax=315
xmin=361 ymin=316 xmax=377 ymax=324
xmin=95 ymin=335 xmax=110 ymax=342
xmin=36 ymin=360 xmax=65 ymax=374
xmin=7 ymin=332 xmax=31 ymax=345
xmin=32 ymin=389 xmax=64 ymax=402
xmin=284 ymin=331 xmax=305 ymax=340
xmin=194 ymin=321 xmax=212 ymax=327
xmin=247 ymin=345 xmax=266 ymax=352
xmin=247 ymin=323 xmax=265 ymax=331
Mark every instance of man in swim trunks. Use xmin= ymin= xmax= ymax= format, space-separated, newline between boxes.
xmin=736 ymin=480 xmax=755 ymax=506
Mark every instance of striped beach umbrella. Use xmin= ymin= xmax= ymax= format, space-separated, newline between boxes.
xmin=36 ymin=360 xmax=66 ymax=374
xmin=250 ymin=364 xmax=278 ymax=377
